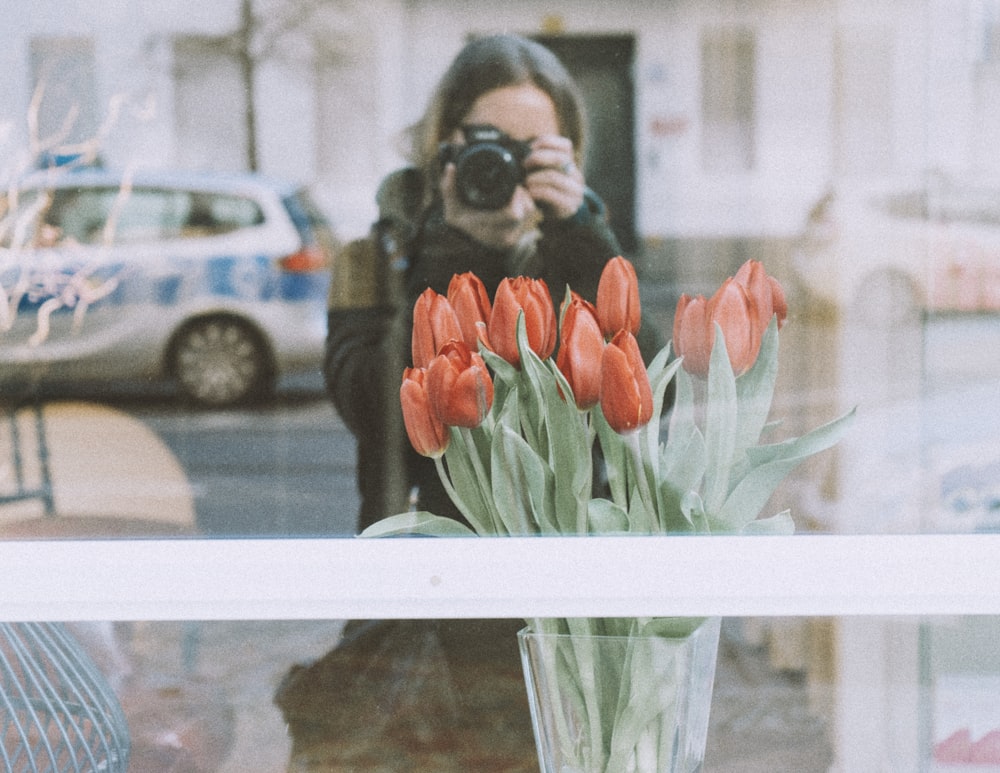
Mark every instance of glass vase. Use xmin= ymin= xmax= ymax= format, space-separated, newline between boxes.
xmin=518 ymin=617 xmax=721 ymax=773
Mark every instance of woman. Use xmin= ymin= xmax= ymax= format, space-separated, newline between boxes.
xmin=325 ymin=33 xmax=623 ymax=532
xmin=289 ymin=36 xmax=627 ymax=768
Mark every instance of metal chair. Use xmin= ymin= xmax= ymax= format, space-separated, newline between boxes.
xmin=0 ymin=621 xmax=130 ymax=772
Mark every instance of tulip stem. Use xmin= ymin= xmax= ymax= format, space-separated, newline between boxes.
xmin=434 ymin=453 xmax=493 ymax=536
xmin=625 ymin=429 xmax=657 ymax=528
xmin=457 ymin=427 xmax=508 ymax=534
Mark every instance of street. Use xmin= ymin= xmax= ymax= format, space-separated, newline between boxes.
xmin=119 ymin=375 xmax=362 ymax=537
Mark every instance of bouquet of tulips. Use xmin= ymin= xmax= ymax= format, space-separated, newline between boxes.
xmin=362 ymin=256 xmax=853 ymax=772
xmin=364 ymin=256 xmax=851 ymax=542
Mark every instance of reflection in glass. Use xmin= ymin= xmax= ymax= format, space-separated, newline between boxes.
xmin=45 ymin=616 xmax=1000 ymax=771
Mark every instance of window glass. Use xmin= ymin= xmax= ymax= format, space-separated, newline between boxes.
xmin=9 ymin=615 xmax=989 ymax=771
xmin=4 ymin=4 xmax=1000 ymax=772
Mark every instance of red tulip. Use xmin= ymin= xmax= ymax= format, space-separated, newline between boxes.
xmin=734 ymin=260 xmax=787 ymax=332
xmin=600 ymin=330 xmax=654 ymax=433
xmin=596 ymin=256 xmax=641 ymax=338
xmin=426 ymin=340 xmax=495 ymax=428
xmin=489 ymin=276 xmax=557 ymax=367
xmin=400 ymin=367 xmax=449 ymax=458
xmin=411 ymin=288 xmax=463 ymax=369
xmin=447 ymin=272 xmax=492 ymax=351
xmin=672 ymin=294 xmax=713 ymax=378
xmin=708 ymin=277 xmax=762 ymax=376
xmin=769 ymin=277 xmax=787 ymax=326
xmin=674 ymin=261 xmax=787 ymax=378
xmin=556 ymin=293 xmax=605 ymax=409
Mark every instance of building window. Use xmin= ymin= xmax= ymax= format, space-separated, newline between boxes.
xmin=29 ymin=37 xmax=99 ymax=154
xmin=700 ymin=25 xmax=756 ymax=173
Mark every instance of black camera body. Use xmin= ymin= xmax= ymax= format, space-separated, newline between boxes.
xmin=439 ymin=124 xmax=532 ymax=210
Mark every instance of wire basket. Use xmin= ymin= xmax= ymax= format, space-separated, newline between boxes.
xmin=0 ymin=622 xmax=129 ymax=772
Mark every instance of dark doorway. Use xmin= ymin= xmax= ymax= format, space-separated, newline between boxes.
xmin=535 ymin=35 xmax=637 ymax=254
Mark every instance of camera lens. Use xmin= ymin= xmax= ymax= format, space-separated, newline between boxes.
xmin=455 ymin=143 xmax=523 ymax=210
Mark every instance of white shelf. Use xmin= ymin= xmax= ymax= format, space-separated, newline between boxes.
xmin=2 ymin=533 xmax=999 ymax=622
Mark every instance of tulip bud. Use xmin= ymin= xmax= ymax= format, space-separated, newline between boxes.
xmin=556 ymin=293 xmax=605 ymax=410
xmin=426 ymin=340 xmax=495 ymax=428
xmin=411 ymin=288 xmax=463 ymax=369
xmin=400 ymin=367 xmax=449 ymax=457
xmin=707 ymin=278 xmax=761 ymax=376
xmin=768 ymin=275 xmax=787 ymax=327
xmin=672 ymin=293 xmax=713 ymax=378
xmin=596 ymin=256 xmax=642 ymax=338
xmin=734 ymin=260 xmax=787 ymax=331
xmin=447 ymin=272 xmax=492 ymax=351
xmin=600 ymin=330 xmax=654 ymax=433
xmin=489 ymin=276 xmax=557 ymax=367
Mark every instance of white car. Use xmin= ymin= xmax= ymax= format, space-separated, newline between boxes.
xmin=1 ymin=168 xmax=336 ymax=407
xmin=793 ymin=176 xmax=1000 ymax=314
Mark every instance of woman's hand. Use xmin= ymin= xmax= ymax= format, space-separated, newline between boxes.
xmin=439 ymin=134 xmax=585 ymax=251
xmin=523 ymin=134 xmax=585 ymax=220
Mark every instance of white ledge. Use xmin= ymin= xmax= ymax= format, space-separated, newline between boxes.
xmin=0 ymin=534 xmax=997 ymax=621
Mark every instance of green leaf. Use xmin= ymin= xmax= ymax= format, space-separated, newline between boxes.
xmin=681 ymin=490 xmax=709 ymax=533
xmin=744 ymin=408 xmax=856 ymax=469
xmin=441 ymin=429 xmax=498 ymax=534
xmin=627 ymin=482 xmax=654 ymax=532
xmin=713 ymin=456 xmax=800 ymax=531
xmin=663 ymin=367 xmax=697 ymax=472
xmin=637 ymin=616 xmax=707 ymax=638
xmin=735 ymin=319 xmax=779 ymax=452
xmin=358 ymin=511 xmax=477 ymax=538
xmin=646 ymin=353 xmax=682 ymax=463
xmin=480 ymin=347 xmax=519 ymax=387
xmin=594 ymin=405 xmax=630 ymax=509
xmin=702 ymin=324 xmax=738 ymax=514
xmin=517 ymin=332 xmax=592 ymax=532
xmin=491 ymin=423 xmax=554 ymax=534
xmin=587 ymin=498 xmax=629 ymax=533
xmin=742 ymin=510 xmax=795 ymax=535
xmin=661 ymin=426 xmax=706 ymax=508
xmin=711 ymin=408 xmax=855 ymax=532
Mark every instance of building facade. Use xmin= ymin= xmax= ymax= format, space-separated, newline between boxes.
xmin=3 ymin=0 xmax=998 ymax=253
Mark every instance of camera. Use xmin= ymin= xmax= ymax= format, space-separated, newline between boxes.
xmin=439 ymin=124 xmax=532 ymax=210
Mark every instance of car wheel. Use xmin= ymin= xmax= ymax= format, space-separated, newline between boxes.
xmin=170 ymin=317 xmax=273 ymax=408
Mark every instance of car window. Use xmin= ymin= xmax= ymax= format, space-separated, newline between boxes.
xmin=43 ymin=186 xmax=265 ymax=245
xmin=189 ymin=191 xmax=265 ymax=236
xmin=42 ymin=187 xmax=116 ymax=244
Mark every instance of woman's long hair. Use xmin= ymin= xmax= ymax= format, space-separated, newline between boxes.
xmin=407 ymin=35 xmax=586 ymax=201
